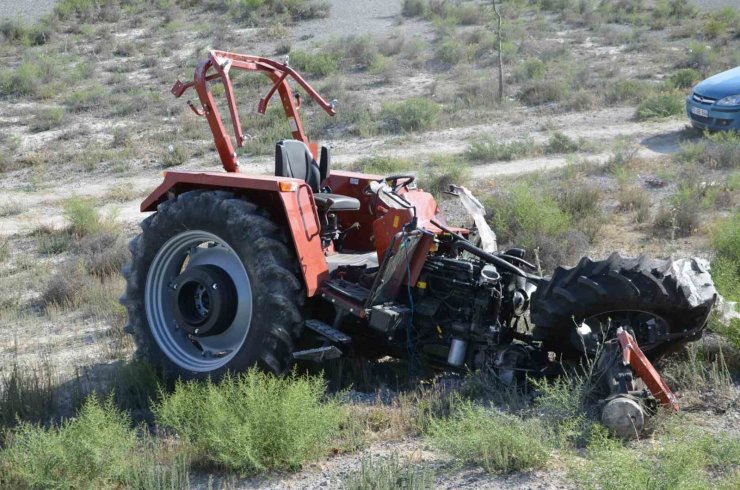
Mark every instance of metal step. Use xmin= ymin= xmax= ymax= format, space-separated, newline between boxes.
xmin=304 ymin=319 xmax=351 ymax=344
xmin=292 ymin=346 xmax=343 ymax=362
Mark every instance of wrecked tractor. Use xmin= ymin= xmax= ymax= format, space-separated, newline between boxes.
xmin=121 ymin=51 xmax=718 ymax=437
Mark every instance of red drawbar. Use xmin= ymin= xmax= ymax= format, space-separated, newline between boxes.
xmin=617 ymin=328 xmax=679 ymax=411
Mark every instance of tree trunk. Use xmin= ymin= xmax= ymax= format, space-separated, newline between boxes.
xmin=492 ymin=0 xmax=504 ymax=104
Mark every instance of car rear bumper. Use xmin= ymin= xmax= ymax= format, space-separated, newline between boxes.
xmin=686 ymin=96 xmax=740 ymax=131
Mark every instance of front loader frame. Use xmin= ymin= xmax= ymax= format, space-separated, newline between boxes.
xmin=171 ymin=50 xmax=337 ymax=171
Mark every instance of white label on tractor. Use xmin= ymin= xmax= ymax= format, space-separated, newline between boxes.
xmin=350 ymin=178 xmax=359 ymax=185
xmin=288 ymin=117 xmax=298 ymax=132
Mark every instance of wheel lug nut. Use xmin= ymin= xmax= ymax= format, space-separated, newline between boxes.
xmin=212 ymin=283 xmax=218 ymax=290
xmin=194 ymin=328 xmax=200 ymax=335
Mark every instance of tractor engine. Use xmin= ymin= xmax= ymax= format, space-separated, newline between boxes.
xmin=413 ymin=255 xmax=532 ymax=368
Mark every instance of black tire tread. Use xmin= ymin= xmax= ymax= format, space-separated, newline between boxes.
xmin=120 ymin=190 xmax=304 ymax=379
xmin=531 ymin=253 xmax=717 ymax=355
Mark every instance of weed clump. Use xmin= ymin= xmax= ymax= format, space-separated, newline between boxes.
xmin=0 ymin=358 xmax=57 ymax=427
xmin=570 ymin=423 xmax=740 ymax=490
xmin=546 ymin=132 xmax=581 ymax=154
xmin=421 ymin=155 xmax=470 ymax=197
xmin=617 ymin=186 xmax=651 ymax=223
xmin=710 ymin=212 xmax=740 ymax=304
xmin=342 ymin=453 xmax=435 ymax=490
xmin=677 ymin=132 xmax=740 ymax=170
xmin=635 ymin=92 xmax=683 ymax=120
xmin=289 ymin=50 xmax=340 ymax=77
xmin=351 ymin=156 xmax=415 ymax=175
xmin=382 ymin=98 xmax=440 ymax=132
xmin=466 ymin=137 xmax=535 ymax=162
xmin=428 ymin=402 xmax=549 ymax=474
xmin=0 ymin=397 xmax=189 ymax=488
xmin=154 ymin=370 xmax=342 ymax=475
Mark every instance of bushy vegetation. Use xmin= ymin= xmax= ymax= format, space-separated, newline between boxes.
xmin=289 ymin=50 xmax=340 ymax=77
xmin=428 ymin=402 xmax=549 ymax=474
xmin=571 ymin=423 xmax=740 ymax=490
xmin=350 ymin=156 xmax=415 ymax=175
xmin=381 ymin=98 xmax=440 ymax=132
xmin=421 ymin=155 xmax=470 ymax=196
xmin=154 ymin=370 xmax=342 ymax=475
xmin=0 ymin=397 xmax=189 ymax=489
xmin=0 ymin=358 xmax=57 ymax=428
xmin=711 ymin=212 xmax=740 ymax=304
xmin=466 ymin=137 xmax=535 ymax=162
xmin=677 ymin=131 xmax=740 ymax=170
xmin=635 ymin=92 xmax=683 ymax=120
xmin=342 ymin=453 xmax=435 ymax=490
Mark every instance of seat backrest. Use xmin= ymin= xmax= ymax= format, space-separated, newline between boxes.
xmin=319 ymin=145 xmax=331 ymax=182
xmin=275 ymin=140 xmax=321 ymax=192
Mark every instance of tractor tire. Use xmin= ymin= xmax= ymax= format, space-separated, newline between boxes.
xmin=121 ymin=190 xmax=304 ymax=380
xmin=530 ymin=253 xmax=716 ymax=357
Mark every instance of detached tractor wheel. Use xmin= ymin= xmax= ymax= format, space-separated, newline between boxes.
xmin=530 ymin=253 xmax=716 ymax=357
xmin=121 ymin=190 xmax=304 ymax=379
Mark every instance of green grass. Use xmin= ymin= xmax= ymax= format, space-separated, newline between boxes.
xmin=350 ymin=156 xmax=415 ymax=175
xmin=428 ymin=402 xmax=549 ymax=474
xmin=652 ymin=188 xmax=701 ymax=238
xmin=487 ymin=182 xmax=571 ymax=250
xmin=63 ymin=196 xmax=106 ymax=236
xmin=617 ymin=185 xmax=651 ymax=223
xmin=546 ymin=131 xmax=581 ymax=154
xmin=677 ymin=131 xmax=740 ymax=170
xmin=711 ymin=212 xmax=740 ymax=304
xmin=289 ymin=50 xmax=340 ymax=77
xmin=161 ymin=144 xmax=189 ymax=167
xmin=421 ymin=155 xmax=470 ymax=197
xmin=570 ymin=422 xmax=740 ymax=490
xmin=668 ymin=68 xmax=702 ymax=89
xmin=381 ymin=98 xmax=440 ymax=132
xmin=342 ymin=453 xmax=435 ymax=490
xmin=154 ymin=370 xmax=342 ymax=475
xmin=466 ymin=137 xmax=536 ymax=162
xmin=635 ymin=92 xmax=683 ymax=120
xmin=30 ymin=107 xmax=66 ymax=132
xmin=0 ymin=397 xmax=189 ymax=489
xmin=0 ymin=358 xmax=57 ymax=428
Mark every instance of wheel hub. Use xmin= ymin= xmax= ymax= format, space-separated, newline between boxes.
xmin=170 ymin=264 xmax=237 ymax=337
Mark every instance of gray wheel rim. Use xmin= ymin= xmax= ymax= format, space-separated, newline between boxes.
xmin=145 ymin=230 xmax=252 ymax=372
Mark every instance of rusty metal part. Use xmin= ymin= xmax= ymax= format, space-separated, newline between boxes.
xmin=172 ymin=50 xmax=337 ymax=171
xmin=617 ymin=327 xmax=679 ymax=411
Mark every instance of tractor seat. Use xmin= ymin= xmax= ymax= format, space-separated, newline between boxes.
xmin=275 ymin=140 xmax=360 ymax=212
xmin=313 ymin=193 xmax=360 ymax=211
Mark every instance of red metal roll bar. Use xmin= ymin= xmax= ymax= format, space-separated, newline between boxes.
xmin=171 ymin=50 xmax=336 ymax=173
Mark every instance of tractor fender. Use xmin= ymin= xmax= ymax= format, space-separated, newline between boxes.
xmin=140 ymin=170 xmax=328 ymax=296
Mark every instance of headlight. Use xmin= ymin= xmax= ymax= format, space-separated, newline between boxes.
xmin=716 ymin=94 xmax=740 ymax=106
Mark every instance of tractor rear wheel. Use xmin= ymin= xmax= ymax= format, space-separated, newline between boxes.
xmin=530 ymin=253 xmax=716 ymax=358
xmin=121 ymin=190 xmax=304 ymax=379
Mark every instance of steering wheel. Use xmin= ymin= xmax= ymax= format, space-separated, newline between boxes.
xmin=383 ymin=174 xmax=416 ymax=193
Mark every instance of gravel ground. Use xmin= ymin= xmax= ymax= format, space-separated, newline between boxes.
xmin=0 ymin=0 xmax=56 ymax=22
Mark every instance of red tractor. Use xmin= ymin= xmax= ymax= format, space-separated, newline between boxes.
xmin=122 ymin=51 xmax=717 ymax=436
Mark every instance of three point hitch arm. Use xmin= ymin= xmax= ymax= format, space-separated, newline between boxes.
xmin=171 ymin=50 xmax=336 ymax=173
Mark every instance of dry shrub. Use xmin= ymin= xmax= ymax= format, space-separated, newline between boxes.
xmin=617 ymin=186 xmax=651 ymax=223
xmin=75 ymin=231 xmax=129 ymax=277
xmin=42 ymin=262 xmax=95 ymax=307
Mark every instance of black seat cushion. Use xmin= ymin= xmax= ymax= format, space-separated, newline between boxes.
xmin=314 ymin=193 xmax=360 ymax=212
xmin=275 ymin=140 xmax=321 ymax=192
